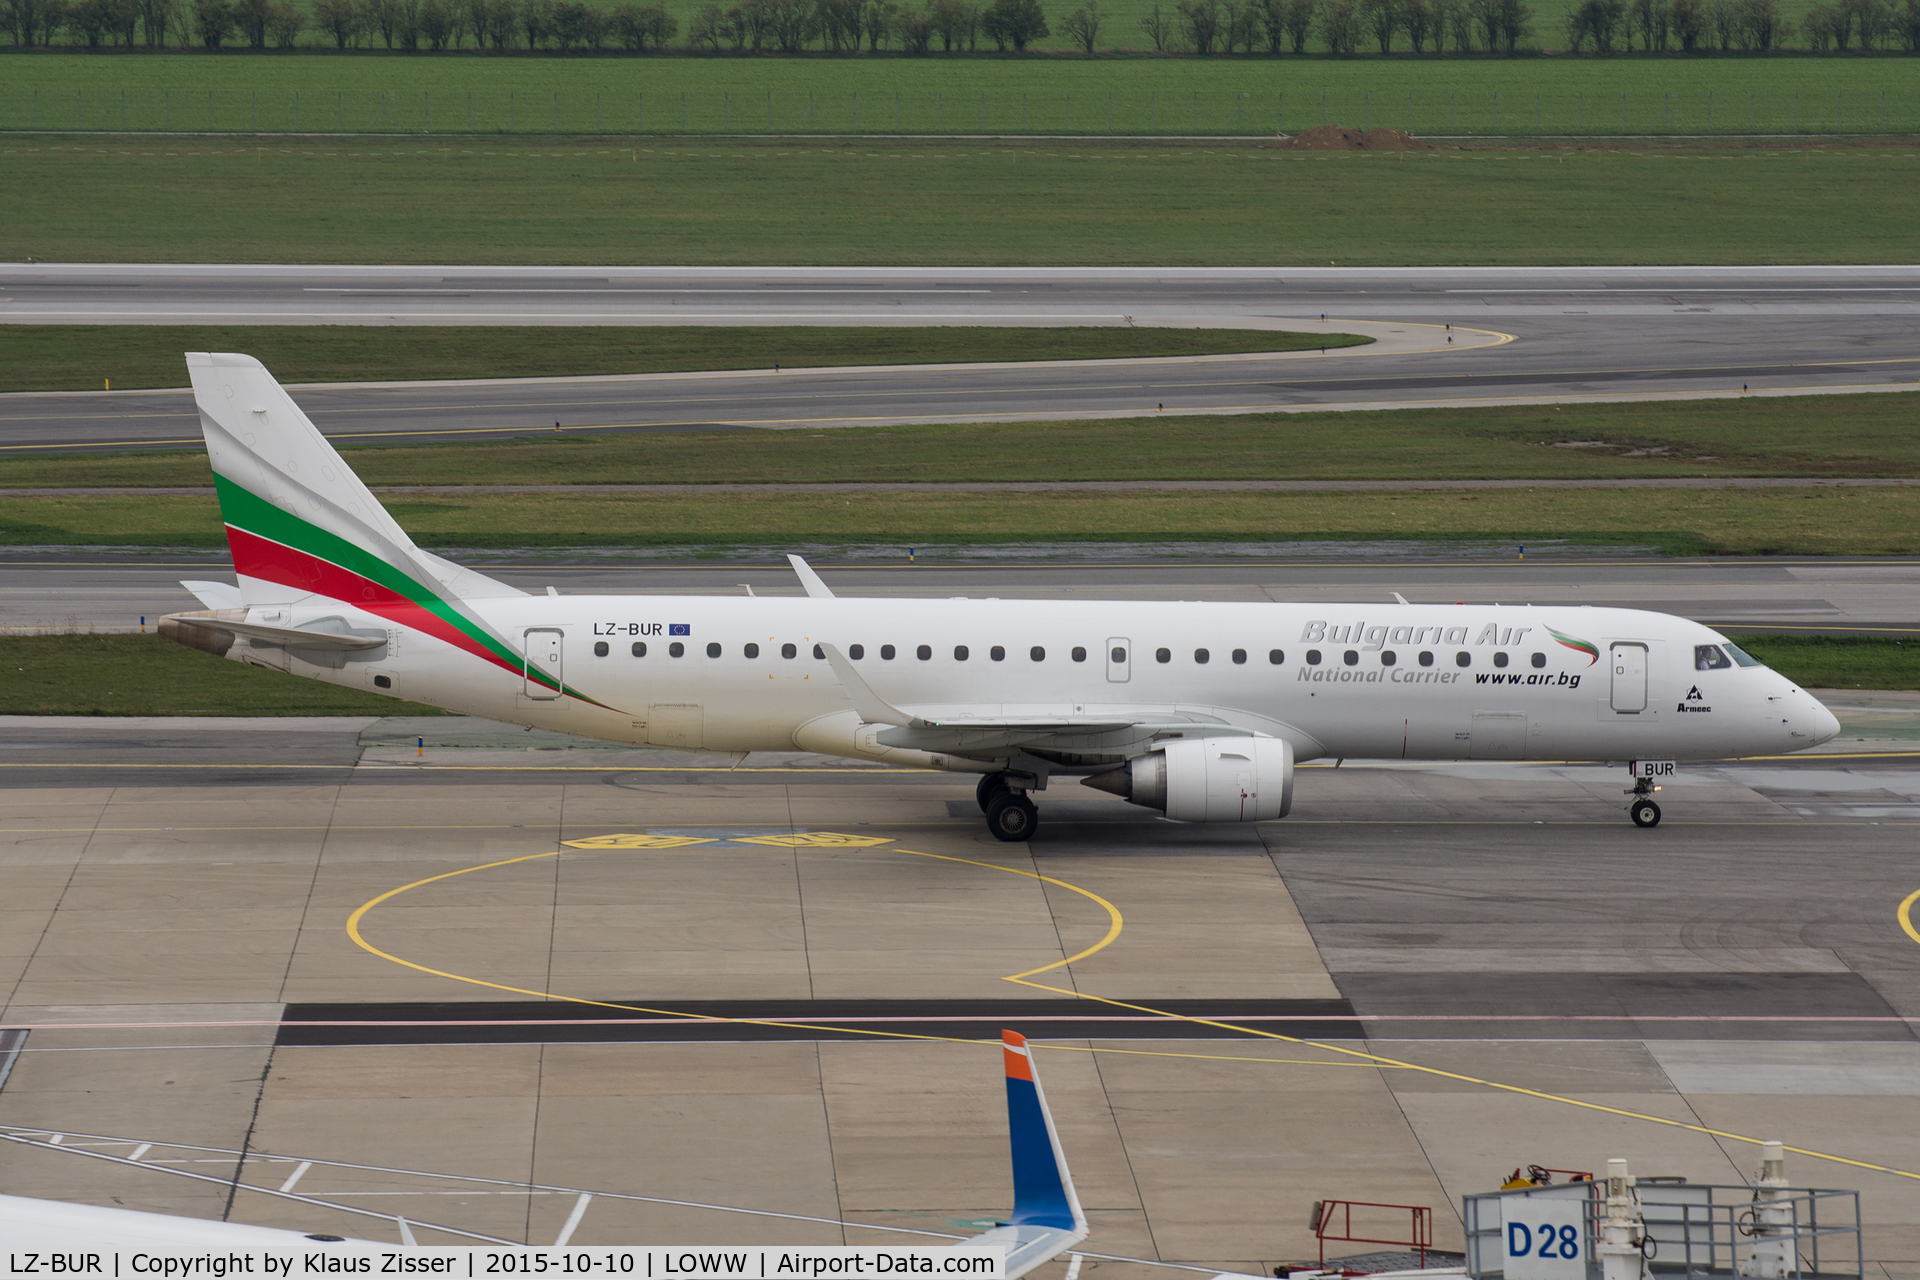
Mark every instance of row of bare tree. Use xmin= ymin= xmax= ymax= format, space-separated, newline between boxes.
xmin=7 ymin=0 xmax=1916 ymax=50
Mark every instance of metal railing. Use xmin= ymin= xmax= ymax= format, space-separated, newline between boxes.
xmin=1463 ymin=1181 xmax=1864 ymax=1280
xmin=1313 ymin=1198 xmax=1435 ymax=1269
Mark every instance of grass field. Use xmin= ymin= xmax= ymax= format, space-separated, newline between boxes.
xmin=6 ymin=136 xmax=1917 ymax=265
xmin=1729 ymin=635 xmax=1920 ymax=691
xmin=0 ymin=632 xmax=444 ymax=714
xmin=1 ymin=324 xmax=1362 ymax=393
xmin=2 ymin=633 xmax=1909 ymax=718
xmin=6 ymin=53 xmax=1919 ymax=135
xmin=11 ymin=485 xmax=1920 ymax=554
xmin=6 ymin=393 xmax=1917 ymax=488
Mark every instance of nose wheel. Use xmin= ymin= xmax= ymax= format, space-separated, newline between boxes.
xmin=1626 ymin=774 xmax=1663 ymax=828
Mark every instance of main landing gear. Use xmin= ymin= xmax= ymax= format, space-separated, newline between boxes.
xmin=1626 ymin=776 xmax=1662 ymax=828
xmin=977 ymin=772 xmax=1040 ymax=843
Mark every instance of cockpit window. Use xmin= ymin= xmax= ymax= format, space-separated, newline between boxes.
xmin=1723 ymin=643 xmax=1763 ymax=668
xmin=1695 ymin=644 xmax=1733 ymax=671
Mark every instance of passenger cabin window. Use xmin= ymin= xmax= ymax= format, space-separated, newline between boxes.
xmin=632 ymin=642 xmax=647 ymax=657
xmin=1531 ymin=652 xmax=1546 ymax=668
xmin=1343 ymin=650 xmax=1359 ymax=666
xmin=1418 ymin=651 xmax=1433 ymax=667
xmin=1269 ymin=649 xmax=1284 ymax=665
xmin=881 ymin=645 xmax=896 ymax=660
xmin=1306 ymin=650 xmax=1322 ymax=665
xmin=782 ymin=643 xmax=798 ymax=659
xmin=1696 ymin=644 xmax=1733 ymax=670
xmin=1232 ymin=649 xmax=1247 ymax=665
xmin=850 ymin=644 xmax=865 ymax=660
xmin=813 ymin=644 xmax=825 ymax=659
xmin=1494 ymin=652 xmax=1509 ymax=668
xmin=594 ymin=641 xmax=609 ymax=657
xmin=1031 ymin=646 xmax=1046 ymax=662
xmin=1194 ymin=649 xmax=1209 ymax=664
xmin=1155 ymin=648 xmax=1171 ymax=664
xmin=1110 ymin=646 xmax=1126 ymax=664
xmin=669 ymin=642 xmax=685 ymax=658
xmin=918 ymin=645 xmax=932 ymax=661
xmin=954 ymin=645 xmax=969 ymax=661
xmin=374 ymin=675 xmax=392 ymax=689
xmin=707 ymin=642 xmax=722 ymax=658
xmin=1456 ymin=651 xmax=1471 ymax=667
xmin=1072 ymin=647 xmax=1087 ymax=662
xmin=1381 ymin=651 xmax=1396 ymax=666
xmin=745 ymin=643 xmax=760 ymax=659
xmin=990 ymin=646 xmax=1005 ymax=662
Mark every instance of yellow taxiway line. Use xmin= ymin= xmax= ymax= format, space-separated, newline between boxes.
xmin=345 ymin=837 xmax=1920 ymax=1187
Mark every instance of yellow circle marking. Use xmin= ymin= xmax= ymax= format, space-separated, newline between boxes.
xmin=348 ymin=843 xmax=1920 ymax=1184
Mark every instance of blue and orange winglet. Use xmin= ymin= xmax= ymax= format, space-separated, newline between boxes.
xmin=1002 ymin=1031 xmax=1087 ymax=1233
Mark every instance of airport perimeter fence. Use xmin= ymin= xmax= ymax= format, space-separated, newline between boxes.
xmin=3 ymin=83 xmax=1917 ymax=136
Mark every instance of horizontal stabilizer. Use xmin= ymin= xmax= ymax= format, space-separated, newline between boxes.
xmin=160 ymin=610 xmax=388 ymax=652
xmin=180 ymin=580 xmax=243 ymax=610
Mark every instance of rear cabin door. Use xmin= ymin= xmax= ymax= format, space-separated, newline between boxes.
xmin=524 ymin=628 xmax=564 ymax=700
xmin=1610 ymin=642 xmax=1648 ymax=713
xmin=1106 ymin=637 xmax=1131 ymax=684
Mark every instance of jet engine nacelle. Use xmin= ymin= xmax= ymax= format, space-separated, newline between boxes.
xmin=1082 ymin=736 xmax=1293 ymax=823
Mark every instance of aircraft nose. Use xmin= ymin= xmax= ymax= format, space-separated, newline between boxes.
xmin=1806 ymin=696 xmax=1841 ymax=747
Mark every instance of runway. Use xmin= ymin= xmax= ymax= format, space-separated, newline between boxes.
xmin=2 ymin=710 xmax=1919 ymax=1261
xmin=4 ymin=265 xmax=1918 ymax=450
xmin=8 ymin=552 xmax=1919 ymax=637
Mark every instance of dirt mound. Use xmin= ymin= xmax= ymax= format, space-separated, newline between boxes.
xmin=1273 ymin=125 xmax=1434 ymax=152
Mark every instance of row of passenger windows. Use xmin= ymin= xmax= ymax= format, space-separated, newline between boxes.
xmin=591 ymin=639 xmax=1549 ymax=668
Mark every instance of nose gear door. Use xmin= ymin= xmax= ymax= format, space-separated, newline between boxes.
xmin=1610 ymin=642 xmax=1647 ymax=713
xmin=524 ymin=627 xmax=564 ymax=700
xmin=1106 ymin=637 xmax=1131 ymax=683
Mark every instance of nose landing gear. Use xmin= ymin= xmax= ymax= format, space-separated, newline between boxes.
xmin=1626 ymin=775 xmax=1662 ymax=828
xmin=976 ymin=771 xmax=1041 ymax=842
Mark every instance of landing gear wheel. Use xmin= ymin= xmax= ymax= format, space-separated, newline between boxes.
xmin=1630 ymin=799 xmax=1662 ymax=828
xmin=976 ymin=772 xmax=1011 ymax=813
xmin=985 ymin=792 xmax=1039 ymax=842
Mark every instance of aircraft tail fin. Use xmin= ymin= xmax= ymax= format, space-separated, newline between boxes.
xmin=185 ymin=353 xmax=524 ymax=608
xmin=1002 ymin=1030 xmax=1087 ymax=1236
xmin=954 ymin=1031 xmax=1089 ymax=1277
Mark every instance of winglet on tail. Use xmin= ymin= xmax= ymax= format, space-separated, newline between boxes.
xmin=1003 ymin=1030 xmax=1088 ymax=1235
xmin=184 ymin=352 xmax=522 ymax=607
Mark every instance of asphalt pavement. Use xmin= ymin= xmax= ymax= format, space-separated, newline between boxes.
xmin=3 ymin=265 xmax=1917 ymax=451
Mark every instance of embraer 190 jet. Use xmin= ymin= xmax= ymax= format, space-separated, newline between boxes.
xmin=161 ymin=354 xmax=1839 ymax=841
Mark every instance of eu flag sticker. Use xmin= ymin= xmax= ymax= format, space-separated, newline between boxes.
xmin=669 ymin=623 xmax=691 ymax=636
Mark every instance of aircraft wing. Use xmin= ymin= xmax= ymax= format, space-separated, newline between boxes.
xmin=948 ymin=1030 xmax=1090 ymax=1279
xmin=819 ymin=643 xmax=1250 ymax=753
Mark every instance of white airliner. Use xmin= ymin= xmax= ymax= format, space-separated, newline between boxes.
xmin=0 ymin=1030 xmax=1088 ymax=1270
xmin=161 ymin=354 xmax=1838 ymax=839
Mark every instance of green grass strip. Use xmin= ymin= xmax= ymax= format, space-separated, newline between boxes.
xmin=11 ymin=486 xmax=1920 ymax=555
xmin=6 ymin=394 xmax=1918 ymax=488
xmin=1727 ymin=635 xmax=1920 ymax=692
xmin=0 ymin=632 xmax=444 ymax=716
xmin=0 ymin=324 xmax=1363 ymax=395
xmin=6 ymin=137 xmax=1917 ymax=266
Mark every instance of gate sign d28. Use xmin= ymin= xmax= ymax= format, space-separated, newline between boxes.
xmin=1501 ymin=1197 xmax=1587 ymax=1280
